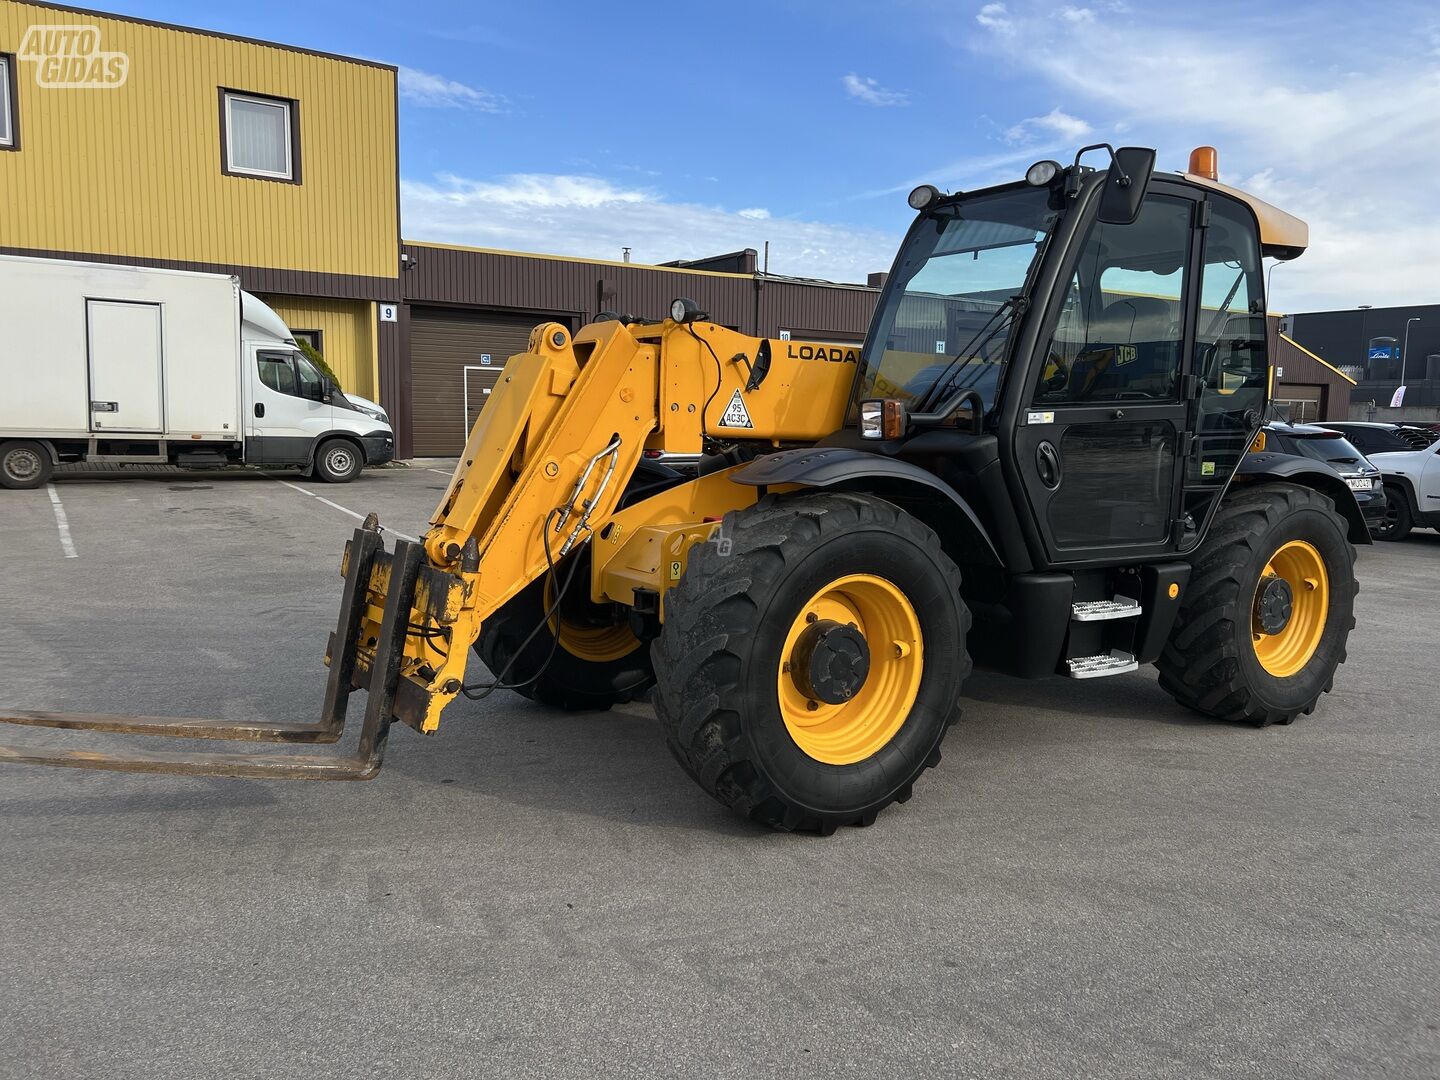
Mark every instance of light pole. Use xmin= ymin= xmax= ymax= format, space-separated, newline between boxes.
xmin=1402 ymin=317 xmax=1421 ymax=382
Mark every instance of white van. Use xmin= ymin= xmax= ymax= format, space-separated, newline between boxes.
xmin=0 ymin=255 xmax=394 ymax=488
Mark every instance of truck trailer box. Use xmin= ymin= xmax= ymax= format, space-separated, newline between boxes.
xmin=0 ymin=255 xmax=242 ymax=440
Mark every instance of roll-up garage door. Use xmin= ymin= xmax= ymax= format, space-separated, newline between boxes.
xmin=409 ymin=307 xmax=543 ymax=457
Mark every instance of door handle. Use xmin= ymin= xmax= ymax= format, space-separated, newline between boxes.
xmin=1036 ymin=440 xmax=1062 ymax=490
xmin=254 ymin=403 xmax=265 ymax=418
xmin=91 ymin=401 xmax=118 ymax=412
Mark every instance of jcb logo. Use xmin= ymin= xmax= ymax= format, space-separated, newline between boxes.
xmin=1114 ymin=344 xmax=1138 ymax=367
xmin=18 ymin=25 xmax=130 ymax=89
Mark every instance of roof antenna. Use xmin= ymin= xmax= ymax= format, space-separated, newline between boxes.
xmin=763 ymin=241 xmax=769 ymax=275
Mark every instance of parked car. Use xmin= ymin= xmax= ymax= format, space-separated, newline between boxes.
xmin=1262 ymin=422 xmax=1388 ymax=534
xmin=1321 ymin=428 xmax=1440 ymax=541
xmin=1318 ymin=421 xmax=1437 ymax=455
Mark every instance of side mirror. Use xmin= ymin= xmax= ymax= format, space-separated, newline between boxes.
xmin=1097 ymin=146 xmax=1156 ymax=225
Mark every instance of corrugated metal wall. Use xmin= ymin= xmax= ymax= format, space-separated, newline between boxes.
xmin=0 ymin=3 xmax=398 ymax=280
xmin=258 ymin=295 xmax=375 ymax=398
xmin=403 ymin=243 xmax=880 ymax=341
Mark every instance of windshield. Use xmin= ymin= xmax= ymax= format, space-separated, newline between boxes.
xmin=856 ymin=185 xmax=1056 ymax=415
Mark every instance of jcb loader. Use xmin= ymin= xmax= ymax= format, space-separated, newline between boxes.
xmin=1 ymin=146 xmax=1366 ymax=833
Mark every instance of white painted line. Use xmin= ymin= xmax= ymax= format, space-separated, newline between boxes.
xmin=426 ymin=468 xmax=453 ymax=477
xmin=45 ymin=484 xmax=78 ymax=559
xmin=272 ymin=478 xmax=421 ymax=543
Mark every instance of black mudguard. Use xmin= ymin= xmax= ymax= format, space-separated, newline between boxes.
xmin=1234 ymin=452 xmax=1373 ymax=544
xmin=731 ymin=446 xmax=1002 ymax=565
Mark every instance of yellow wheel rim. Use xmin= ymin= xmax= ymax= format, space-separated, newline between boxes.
xmin=1252 ymin=539 xmax=1329 ymax=678
xmin=776 ymin=574 xmax=923 ymax=765
xmin=543 ymin=579 xmax=642 ymax=663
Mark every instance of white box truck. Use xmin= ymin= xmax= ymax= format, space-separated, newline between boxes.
xmin=0 ymin=255 xmax=394 ymax=489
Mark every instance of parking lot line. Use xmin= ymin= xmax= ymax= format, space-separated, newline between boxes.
xmin=426 ymin=468 xmax=453 ymax=477
xmin=271 ymin=478 xmax=421 ymax=543
xmin=44 ymin=484 xmax=78 ymax=559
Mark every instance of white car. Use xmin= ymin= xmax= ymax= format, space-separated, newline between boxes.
xmin=1361 ymin=438 xmax=1440 ymax=540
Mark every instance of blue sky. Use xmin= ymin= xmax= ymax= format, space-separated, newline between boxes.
xmin=97 ymin=1 xmax=1440 ymax=310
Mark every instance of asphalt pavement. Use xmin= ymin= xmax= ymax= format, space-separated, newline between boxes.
xmin=0 ymin=462 xmax=1435 ymax=1079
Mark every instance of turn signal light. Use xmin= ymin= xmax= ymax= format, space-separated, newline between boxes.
xmin=1188 ymin=146 xmax=1219 ymax=181
xmin=1250 ymin=430 xmax=1267 ymax=453
xmin=859 ymin=398 xmax=907 ymax=439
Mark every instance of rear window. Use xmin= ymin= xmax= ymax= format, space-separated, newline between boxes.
xmin=1281 ymin=434 xmax=1369 ymax=469
xmin=1339 ymin=426 xmax=1414 ymax=454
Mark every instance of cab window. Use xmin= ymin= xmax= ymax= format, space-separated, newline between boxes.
xmin=1034 ymin=195 xmax=1192 ymax=404
xmin=257 ymin=352 xmax=297 ymax=395
xmin=293 ymin=351 xmax=326 ymax=399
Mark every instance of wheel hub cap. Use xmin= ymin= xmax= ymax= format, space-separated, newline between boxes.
xmin=1253 ymin=575 xmax=1294 ymax=635
xmin=775 ymin=574 xmax=924 ymax=765
xmin=8 ymin=451 xmax=39 ymax=479
xmin=1251 ymin=539 xmax=1329 ymax=678
xmin=791 ymin=620 xmax=871 ymax=705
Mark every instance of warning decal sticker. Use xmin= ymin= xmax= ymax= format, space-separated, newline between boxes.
xmin=718 ymin=389 xmax=754 ymax=429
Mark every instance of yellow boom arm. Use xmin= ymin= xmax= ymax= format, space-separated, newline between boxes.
xmin=353 ymin=317 xmax=859 ymax=736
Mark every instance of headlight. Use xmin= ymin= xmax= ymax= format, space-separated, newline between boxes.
xmin=670 ymin=297 xmax=707 ymax=324
xmin=1025 ymin=159 xmax=1061 ymax=186
xmin=860 ymin=400 xmax=884 ymax=438
xmin=907 ymin=184 xmax=941 ymax=211
xmin=858 ymin=398 xmax=906 ymax=439
xmin=361 ymin=405 xmax=388 ymax=424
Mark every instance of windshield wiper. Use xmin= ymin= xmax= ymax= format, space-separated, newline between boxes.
xmin=914 ymin=297 xmax=1018 ymax=413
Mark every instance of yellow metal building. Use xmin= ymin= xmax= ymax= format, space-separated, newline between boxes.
xmin=0 ymin=1 xmax=401 ymax=414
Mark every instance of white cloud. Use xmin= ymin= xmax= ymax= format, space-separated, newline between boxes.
xmin=968 ymin=3 xmax=1440 ymax=311
xmin=975 ymin=3 xmax=1012 ymax=32
xmin=1005 ymin=107 xmax=1092 ymax=145
xmin=398 ymin=67 xmax=506 ymax=112
xmin=842 ymin=73 xmax=909 ymax=107
xmin=1060 ymin=6 xmax=1095 ymax=23
xmin=402 ymin=174 xmax=897 ymax=281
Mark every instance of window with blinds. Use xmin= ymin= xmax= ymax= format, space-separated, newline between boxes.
xmin=0 ymin=55 xmax=15 ymax=149
xmin=222 ymin=90 xmax=297 ymax=181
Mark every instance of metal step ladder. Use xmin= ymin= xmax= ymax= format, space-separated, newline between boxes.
xmin=1063 ymin=596 xmax=1142 ymax=678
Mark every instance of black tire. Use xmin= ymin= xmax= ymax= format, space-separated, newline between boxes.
xmin=1157 ymin=482 xmax=1357 ymax=727
xmin=312 ymin=438 xmax=363 ymax=484
xmin=474 ymin=574 xmax=655 ymax=711
xmin=0 ymin=440 xmax=53 ymax=490
xmin=1373 ymin=485 xmax=1412 ymax=541
xmin=653 ymin=492 xmax=971 ymax=834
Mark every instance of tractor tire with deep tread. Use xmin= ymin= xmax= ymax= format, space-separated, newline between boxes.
xmin=0 ymin=441 xmax=53 ymax=490
xmin=1374 ymin=484 xmax=1412 ymax=541
xmin=653 ymin=492 xmax=971 ymax=834
xmin=1157 ymin=481 xmax=1357 ymax=727
xmin=475 ymin=575 xmax=655 ymax=711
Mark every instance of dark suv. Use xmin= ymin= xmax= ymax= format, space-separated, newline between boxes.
xmin=1319 ymin=421 xmax=1437 ymax=455
xmin=1263 ymin=422 xmax=1387 ymax=532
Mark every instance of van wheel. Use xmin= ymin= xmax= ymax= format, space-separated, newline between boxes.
xmin=313 ymin=439 xmax=363 ymax=483
xmin=0 ymin=441 xmax=54 ymax=490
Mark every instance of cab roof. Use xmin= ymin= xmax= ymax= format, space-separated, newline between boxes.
xmin=1177 ymin=172 xmax=1309 ymax=260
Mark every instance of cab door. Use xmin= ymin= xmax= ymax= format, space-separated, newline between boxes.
xmin=1013 ymin=185 xmax=1200 ymax=564
xmin=247 ymin=348 xmax=332 ymax=464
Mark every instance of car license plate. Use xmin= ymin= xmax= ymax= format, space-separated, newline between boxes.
xmin=1346 ymin=477 xmax=1374 ymax=492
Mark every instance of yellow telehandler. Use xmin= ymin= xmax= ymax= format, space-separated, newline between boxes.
xmin=0 ymin=146 xmax=1366 ymax=833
